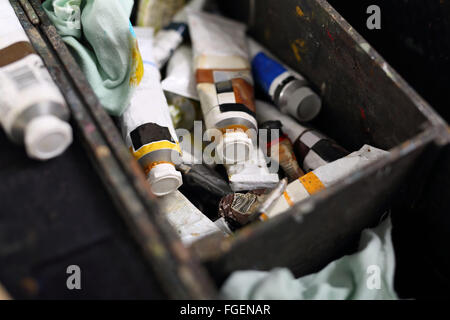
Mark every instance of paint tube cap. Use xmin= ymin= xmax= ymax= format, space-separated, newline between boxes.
xmin=281 ymin=81 xmax=322 ymax=122
xmin=24 ymin=115 xmax=73 ymax=161
xmin=147 ymin=163 xmax=183 ymax=197
xmin=217 ymin=131 xmax=253 ymax=165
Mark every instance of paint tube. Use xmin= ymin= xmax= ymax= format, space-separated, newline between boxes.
xmin=260 ymin=120 xmax=305 ymax=182
xmin=248 ymin=38 xmax=322 ymax=122
xmin=152 ymin=0 xmax=207 ymax=69
xmin=267 ymin=145 xmax=389 ymax=218
xmin=0 ymin=2 xmax=72 ymax=161
xmin=188 ymin=11 xmax=257 ymax=164
xmin=255 ymin=100 xmax=348 ymax=172
xmin=162 ymin=45 xmax=198 ymax=101
xmin=162 ymin=44 xmax=201 ymax=130
xmin=137 ymin=0 xmax=185 ymax=32
xmin=218 ymin=189 xmax=268 ymax=230
xmin=159 ymin=190 xmax=224 ymax=245
xmin=120 ymin=27 xmax=183 ymax=197
xmin=251 ymin=178 xmax=289 ymax=222
xmin=225 ymin=146 xmax=279 ymax=192
xmin=177 ymin=162 xmax=232 ymax=197
xmin=218 ymin=178 xmax=287 ymax=229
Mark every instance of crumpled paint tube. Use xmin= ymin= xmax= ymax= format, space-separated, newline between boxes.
xmin=256 ymin=100 xmax=348 ymax=172
xmin=248 ymin=38 xmax=322 ymax=122
xmin=224 ymin=146 xmax=279 ymax=192
xmin=267 ymin=145 xmax=389 ymax=218
xmin=0 ymin=2 xmax=72 ymax=161
xmin=260 ymin=120 xmax=305 ymax=182
xmin=188 ymin=11 xmax=258 ymax=164
xmin=162 ymin=44 xmax=201 ymax=130
xmin=120 ymin=27 xmax=183 ymax=197
xmin=159 ymin=190 xmax=224 ymax=245
xmin=153 ymin=0 xmax=207 ymax=69
xmin=218 ymin=178 xmax=288 ymax=229
xmin=219 ymin=189 xmax=268 ymax=230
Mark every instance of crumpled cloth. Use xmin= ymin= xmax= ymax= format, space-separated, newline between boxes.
xmin=43 ymin=0 xmax=143 ymax=116
xmin=221 ymin=216 xmax=398 ymax=300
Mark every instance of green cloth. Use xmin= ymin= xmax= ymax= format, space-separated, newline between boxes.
xmin=43 ymin=0 xmax=143 ymax=116
xmin=221 ymin=217 xmax=398 ymax=300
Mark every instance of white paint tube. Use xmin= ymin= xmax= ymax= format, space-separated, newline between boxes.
xmin=248 ymin=38 xmax=322 ymax=122
xmin=255 ymin=100 xmax=348 ymax=172
xmin=188 ymin=11 xmax=257 ymax=164
xmin=120 ymin=27 xmax=183 ymax=197
xmin=0 ymin=2 xmax=72 ymax=161
xmin=162 ymin=44 xmax=198 ymax=101
xmin=152 ymin=0 xmax=207 ymax=69
xmin=162 ymin=44 xmax=201 ymax=131
xmin=266 ymin=145 xmax=389 ymax=219
xmin=225 ymin=146 xmax=279 ymax=192
xmin=158 ymin=190 xmax=225 ymax=245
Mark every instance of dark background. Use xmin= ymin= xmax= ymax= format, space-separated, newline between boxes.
xmin=326 ymin=0 xmax=450 ymax=299
xmin=327 ymin=0 xmax=450 ymax=122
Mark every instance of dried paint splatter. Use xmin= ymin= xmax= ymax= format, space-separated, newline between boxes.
xmin=296 ymin=6 xmax=305 ymax=17
xmin=326 ymin=30 xmax=335 ymax=42
xmin=359 ymin=106 xmax=367 ymax=120
xmin=129 ymin=23 xmax=144 ymax=87
xmin=291 ymin=39 xmax=306 ymax=62
xmin=129 ymin=41 xmax=144 ymax=87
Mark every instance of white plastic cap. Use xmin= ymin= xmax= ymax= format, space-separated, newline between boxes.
xmin=217 ymin=131 xmax=253 ymax=165
xmin=147 ymin=163 xmax=183 ymax=197
xmin=290 ymin=87 xmax=322 ymax=122
xmin=24 ymin=115 xmax=73 ymax=161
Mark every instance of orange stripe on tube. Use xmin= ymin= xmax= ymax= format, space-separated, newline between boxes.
xmin=299 ymin=172 xmax=326 ymax=195
xmin=283 ymin=191 xmax=294 ymax=207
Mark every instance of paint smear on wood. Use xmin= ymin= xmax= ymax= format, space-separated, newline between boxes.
xmin=296 ymin=6 xmax=305 ymax=17
xmin=291 ymin=39 xmax=306 ymax=62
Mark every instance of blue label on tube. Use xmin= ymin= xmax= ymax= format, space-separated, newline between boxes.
xmin=251 ymin=52 xmax=287 ymax=94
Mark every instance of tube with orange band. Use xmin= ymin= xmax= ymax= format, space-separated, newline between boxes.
xmin=266 ymin=145 xmax=389 ymax=218
xmin=188 ymin=11 xmax=257 ymax=164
